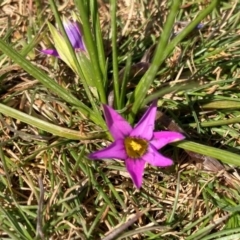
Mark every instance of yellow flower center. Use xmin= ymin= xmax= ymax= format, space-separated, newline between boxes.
xmin=124 ymin=137 xmax=148 ymax=159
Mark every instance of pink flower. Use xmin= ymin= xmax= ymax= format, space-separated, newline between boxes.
xmin=89 ymin=100 xmax=185 ymax=188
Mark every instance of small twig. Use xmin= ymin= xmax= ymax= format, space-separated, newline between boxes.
xmin=101 ymin=208 xmax=149 ymax=240
xmin=36 ymin=176 xmax=45 ymax=240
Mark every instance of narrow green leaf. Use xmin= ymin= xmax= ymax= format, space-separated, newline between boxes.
xmin=95 ymin=14 xmax=106 ymax=77
xmin=0 ymin=39 xmax=106 ymax=128
xmin=201 ymin=100 xmax=240 ymax=109
xmin=110 ymin=0 xmax=120 ymax=108
xmin=0 ymin=103 xmax=107 ymax=140
xmin=48 ymin=0 xmax=103 ymax=118
xmin=74 ymin=0 xmax=107 ymax=104
xmin=201 ymin=228 xmax=240 ymax=240
xmin=76 ymin=52 xmax=95 ymax=87
xmin=129 ymin=0 xmax=218 ymax=123
xmin=120 ymin=55 xmax=132 ymax=108
xmin=87 ymin=204 xmax=108 ymax=237
xmin=48 ymin=22 xmax=77 ymax=72
xmin=128 ymin=0 xmax=181 ymax=122
xmin=187 ymin=117 xmax=240 ymax=128
xmin=172 ymin=140 xmax=240 ymax=166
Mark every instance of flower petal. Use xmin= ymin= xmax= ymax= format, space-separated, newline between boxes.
xmin=63 ymin=20 xmax=85 ymax=50
xmin=41 ymin=49 xmax=59 ymax=57
xmin=142 ymin=144 xmax=173 ymax=167
xmin=88 ymin=139 xmax=127 ymax=160
xmin=103 ymin=104 xmax=132 ymax=140
xmin=130 ymin=100 xmax=157 ymax=140
xmin=125 ymin=158 xmax=145 ymax=188
xmin=151 ymin=131 xmax=185 ymax=149
xmin=72 ymin=22 xmax=86 ymax=50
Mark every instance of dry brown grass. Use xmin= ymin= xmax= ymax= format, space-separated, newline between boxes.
xmin=1 ymin=0 xmax=240 ymax=239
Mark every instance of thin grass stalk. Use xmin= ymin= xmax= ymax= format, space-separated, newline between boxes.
xmin=168 ymin=171 xmax=181 ymax=223
xmin=0 ymin=146 xmax=12 ymax=191
xmin=187 ymin=117 xmax=240 ymax=128
xmin=34 ymin=0 xmax=45 ymax=28
xmin=20 ymin=30 xmax=43 ymax=57
xmin=87 ymin=203 xmax=108 ymax=237
xmin=128 ymin=0 xmax=181 ymax=122
xmin=0 ymin=226 xmax=19 ymax=239
xmin=172 ymin=140 xmax=240 ymax=166
xmin=186 ymin=214 xmax=230 ymax=240
xmin=183 ymin=208 xmax=218 ymax=232
xmin=201 ymin=228 xmax=240 ymax=240
xmin=72 ymin=145 xmax=86 ymax=175
xmin=0 ymin=206 xmax=30 ymax=239
xmin=143 ymin=81 xmax=198 ymax=105
xmin=90 ymin=0 xmax=97 ymax=28
xmin=120 ymin=55 xmax=132 ymax=109
xmin=95 ymin=14 xmax=106 ymax=77
xmin=89 ymin=0 xmax=106 ymax=83
xmin=110 ymin=0 xmax=120 ymax=108
xmin=166 ymin=0 xmax=218 ymax=62
xmin=100 ymin=172 xmax=126 ymax=209
xmin=48 ymin=154 xmax=55 ymax=190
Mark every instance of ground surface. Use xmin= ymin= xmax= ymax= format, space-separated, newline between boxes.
xmin=1 ymin=0 xmax=240 ymax=239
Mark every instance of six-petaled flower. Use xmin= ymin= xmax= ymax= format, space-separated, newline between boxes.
xmin=89 ymin=100 xmax=185 ymax=189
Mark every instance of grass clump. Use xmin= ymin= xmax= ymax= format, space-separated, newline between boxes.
xmin=0 ymin=0 xmax=240 ymax=239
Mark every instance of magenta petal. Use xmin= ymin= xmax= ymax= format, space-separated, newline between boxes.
xmin=130 ymin=100 xmax=157 ymax=140
xmin=64 ymin=21 xmax=85 ymax=51
xmin=142 ymin=145 xmax=173 ymax=167
xmin=151 ymin=131 xmax=185 ymax=149
xmin=72 ymin=22 xmax=85 ymax=50
xmin=88 ymin=139 xmax=127 ymax=160
xmin=103 ymin=104 xmax=132 ymax=140
xmin=125 ymin=158 xmax=145 ymax=188
xmin=41 ymin=49 xmax=59 ymax=57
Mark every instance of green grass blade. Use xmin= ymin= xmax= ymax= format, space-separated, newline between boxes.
xmin=110 ymin=0 xmax=120 ymax=108
xmin=87 ymin=203 xmax=108 ymax=237
xmin=187 ymin=117 xmax=240 ymax=128
xmin=201 ymin=228 xmax=240 ymax=240
xmin=0 ymin=206 xmax=32 ymax=240
xmin=0 ymin=103 xmax=106 ymax=140
xmin=74 ymin=0 xmax=106 ymax=104
xmin=89 ymin=0 xmax=106 ymax=76
xmin=95 ymin=14 xmax=106 ymax=78
xmin=0 ymin=39 xmax=106 ymax=127
xmin=172 ymin=140 xmax=240 ymax=166
xmin=128 ymin=0 xmax=181 ymax=122
xmin=186 ymin=214 xmax=230 ymax=240
xmin=129 ymin=0 xmax=218 ymax=123
xmin=48 ymin=0 xmax=103 ymax=116
xmin=120 ymin=55 xmax=132 ymax=108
